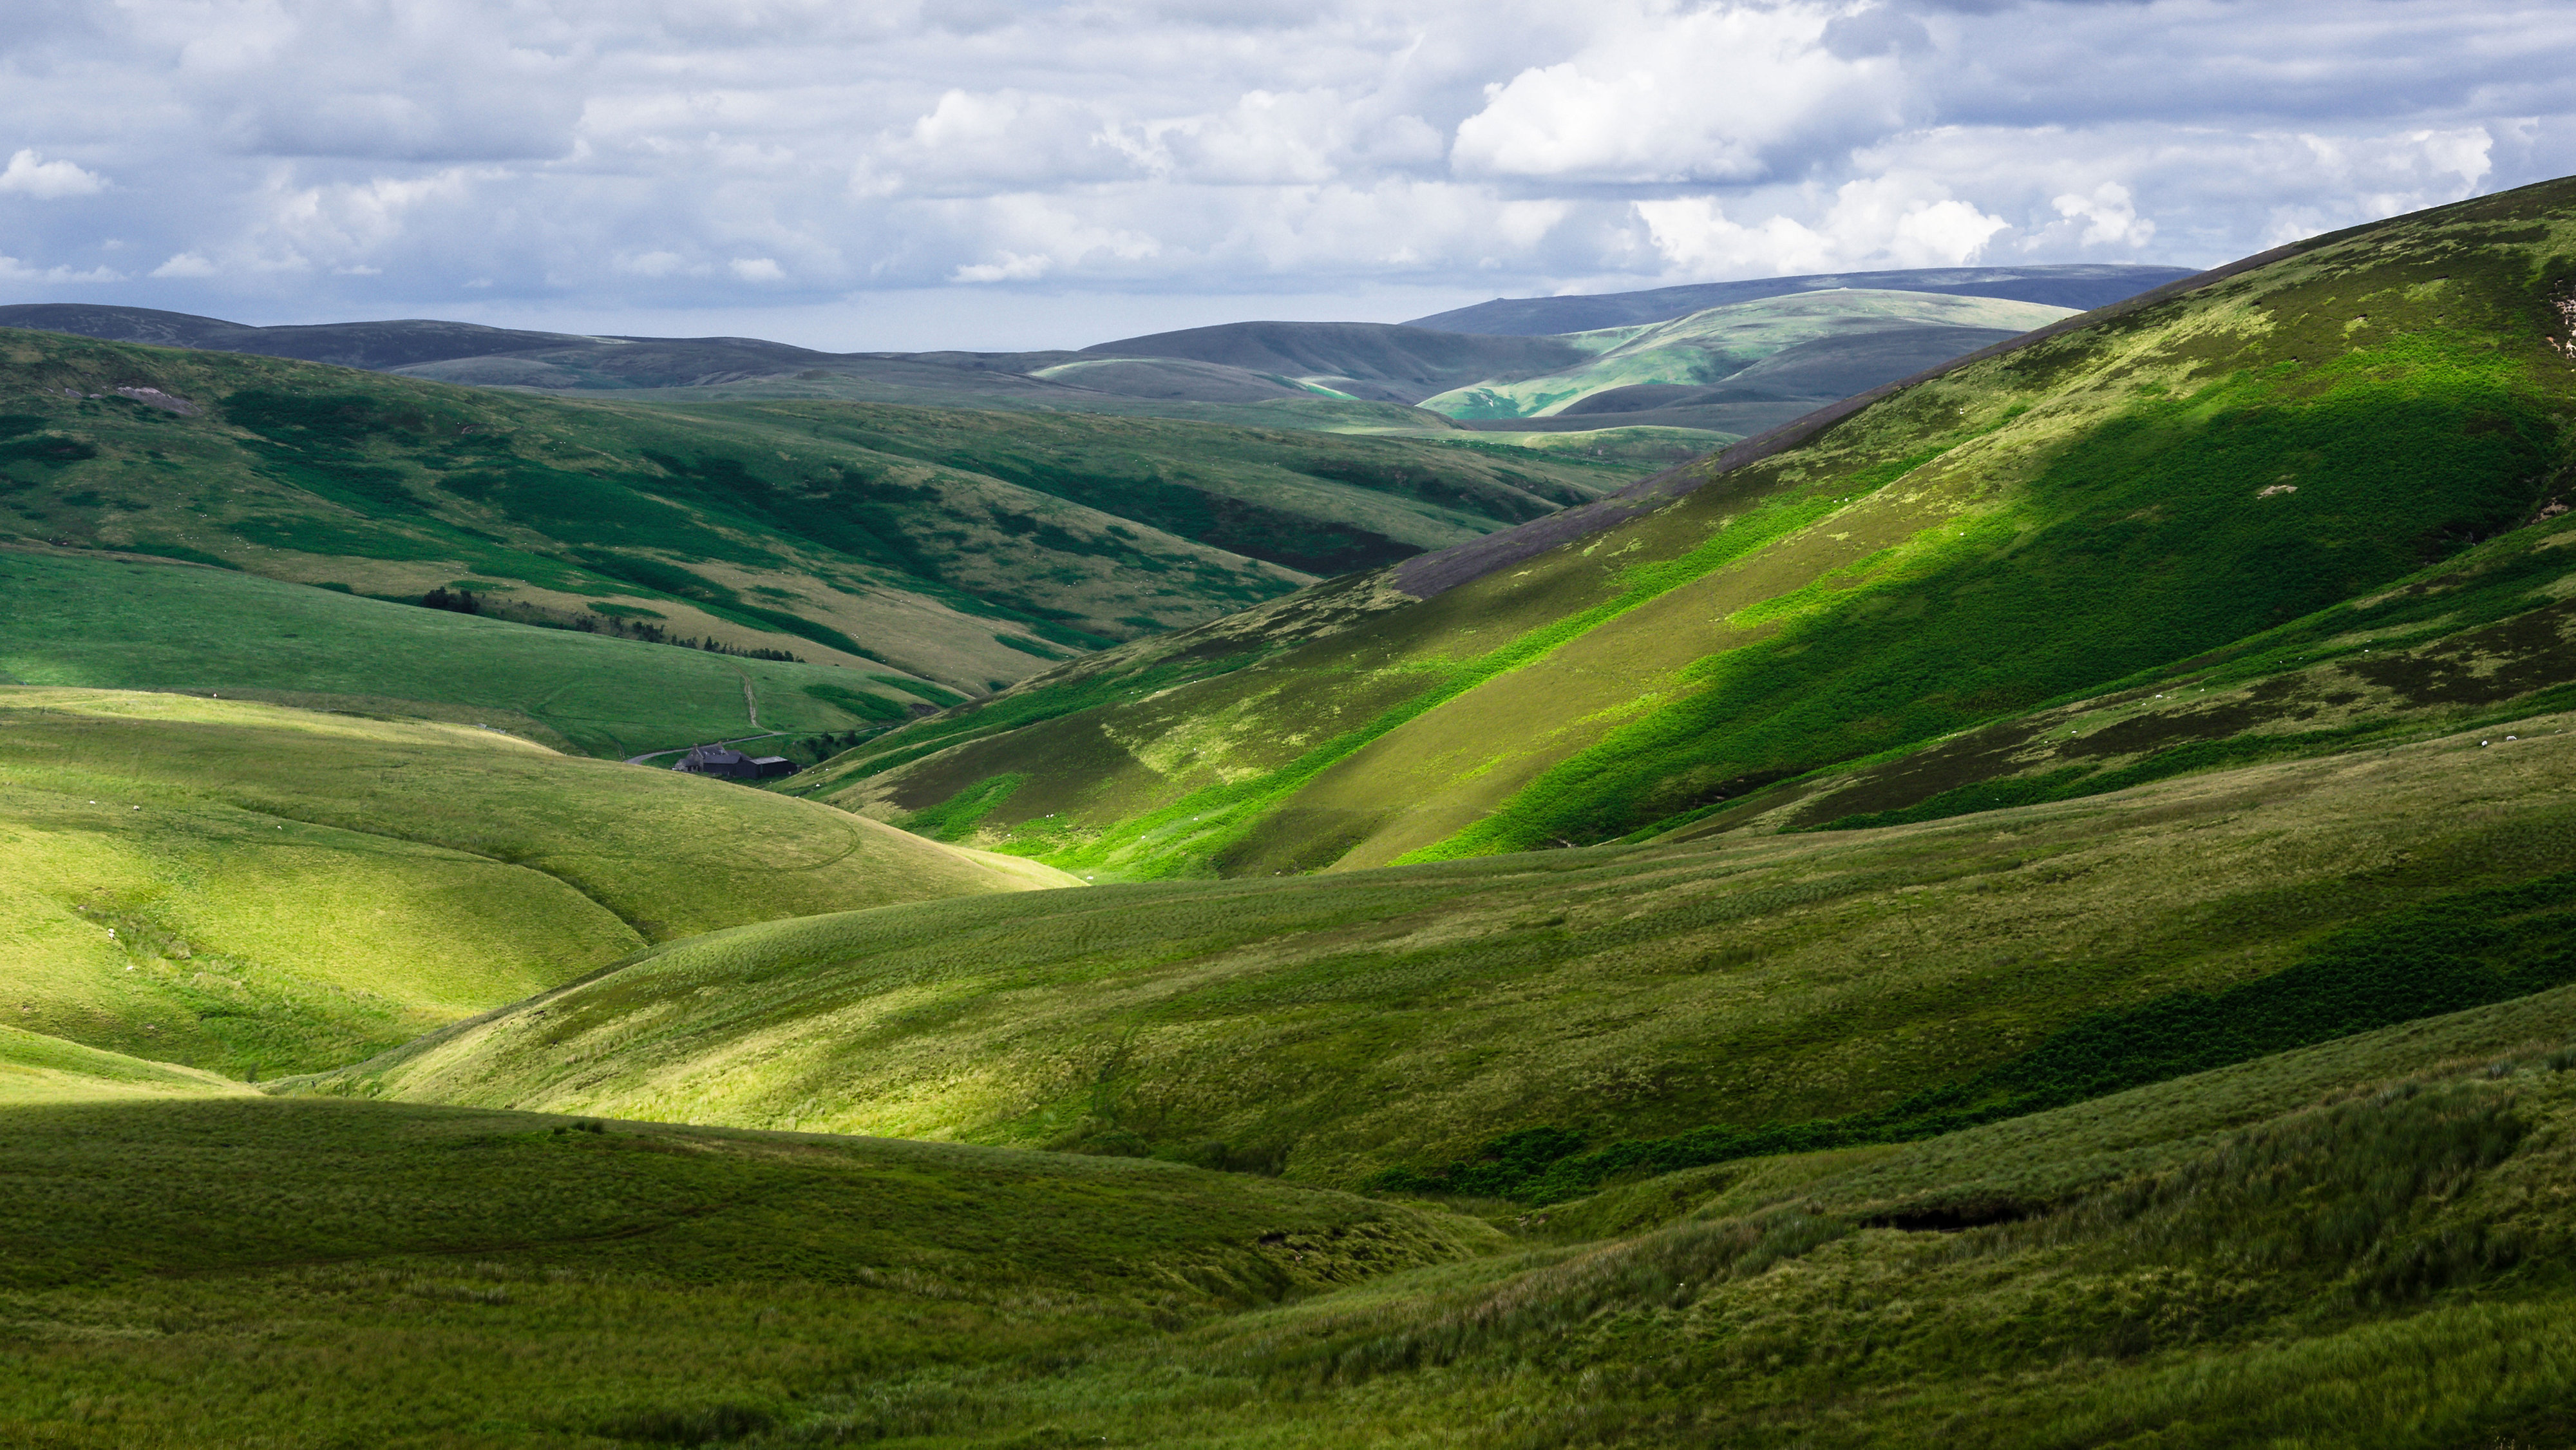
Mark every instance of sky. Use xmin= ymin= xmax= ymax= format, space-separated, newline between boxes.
xmin=1 ymin=0 xmax=2571 ymax=351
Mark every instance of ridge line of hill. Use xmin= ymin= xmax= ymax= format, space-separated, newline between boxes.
xmin=1389 ymin=236 xmax=2318 ymax=599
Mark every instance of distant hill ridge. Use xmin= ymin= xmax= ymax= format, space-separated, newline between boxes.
xmin=0 ymin=265 xmax=2184 ymax=423
xmin=1406 ymin=262 xmax=2199 ymax=335
xmin=1068 ymin=320 xmax=1589 ymax=405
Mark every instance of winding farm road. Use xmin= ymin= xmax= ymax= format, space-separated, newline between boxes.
xmin=623 ymin=732 xmax=785 ymax=767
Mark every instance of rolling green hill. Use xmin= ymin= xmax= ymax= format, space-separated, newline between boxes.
xmin=15 ymin=973 xmax=2576 ymax=1445
xmin=673 ymin=994 xmax=2576 ymax=1447
xmin=15 ymin=198 xmax=2576 ymax=1450
xmin=1406 ymin=262 xmax=2196 ymax=334
xmin=0 ymin=1024 xmax=251 ymax=1104
xmin=3 ymin=280 xmax=2184 ymax=473
xmin=0 ymin=687 xmax=1066 ymax=1077
xmin=1417 ymin=289 xmax=2075 ymax=422
xmin=805 ymin=176 xmax=2576 ymax=881
xmin=0 ymin=328 xmax=1625 ymax=702
xmin=0 ymin=546 xmax=945 ymax=759
xmin=308 ymin=691 xmax=2576 ymax=1196
xmin=1068 ymin=320 xmax=1591 ymax=405
xmin=0 ymin=302 xmax=1709 ymax=453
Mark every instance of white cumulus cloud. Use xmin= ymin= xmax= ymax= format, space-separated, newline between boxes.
xmin=1452 ymin=3 xmax=1902 ymax=184
xmin=2050 ymin=183 xmax=2156 ymax=249
xmin=0 ymin=149 xmax=107 ymax=198
xmin=0 ymin=0 xmax=2562 ymax=344
xmin=0 ymin=254 xmax=122 ymax=283
xmin=1638 ymin=176 xmax=2007 ymax=278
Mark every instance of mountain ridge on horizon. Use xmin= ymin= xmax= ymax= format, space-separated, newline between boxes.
xmin=1 ymin=263 xmax=2193 ymax=362
xmin=1402 ymin=262 xmax=2198 ymax=334
xmin=1 ymin=263 xmax=2192 ymax=443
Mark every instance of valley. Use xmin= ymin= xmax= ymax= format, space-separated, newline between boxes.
xmin=6 ymin=188 xmax=2576 ymax=1448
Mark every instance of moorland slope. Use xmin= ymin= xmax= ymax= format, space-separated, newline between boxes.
xmin=1 ymin=329 xmax=1629 ymax=702
xmin=319 ymin=689 xmax=2576 ymax=1192
xmin=0 ymin=687 xmax=1063 ymax=1076
xmin=15 ymin=200 xmax=2574 ymax=1450
xmin=28 ymin=980 xmax=2576 ymax=1445
xmin=806 ymin=176 xmax=2576 ymax=879
xmin=0 ymin=1094 xmax=1500 ymax=1447
xmin=0 ymin=546 xmax=942 ymax=759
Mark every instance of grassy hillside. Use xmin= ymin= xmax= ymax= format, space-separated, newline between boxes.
xmin=679 ymin=995 xmax=2576 ymax=1447
xmin=0 ymin=329 xmax=1623 ymax=697
xmin=1417 ymin=289 xmax=2074 ymax=421
xmin=0 ymin=1024 xmax=251 ymax=1104
xmin=32 ymin=942 xmax=2571 ymax=1444
xmin=0 ymin=1094 xmax=1499 ymax=1448
xmin=0 ymin=687 xmax=1064 ymax=1076
xmin=0 ymin=546 xmax=945 ymax=759
xmin=689 ymin=399 xmax=1604 ymax=575
xmin=808 ymin=177 xmax=2576 ymax=880
xmin=311 ymin=693 xmax=2576 ymax=1199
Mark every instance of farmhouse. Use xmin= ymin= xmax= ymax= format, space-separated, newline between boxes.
xmin=673 ymin=744 xmax=798 ymax=781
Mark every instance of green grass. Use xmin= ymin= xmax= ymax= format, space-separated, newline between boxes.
xmin=310 ymin=698 xmax=2576 ymax=1201
xmin=0 ymin=687 xmax=1068 ymax=1076
xmin=714 ymin=400 xmax=1608 ymax=575
xmin=1430 ymin=318 xmax=2559 ymax=859
xmin=1377 ymin=866 xmax=2576 ymax=1201
xmin=19 ymin=967 xmax=2576 ymax=1445
xmin=820 ymin=175 xmax=2576 ymax=881
xmin=819 ymin=1013 xmax=2576 ymax=1448
xmin=1 ymin=331 xmax=1628 ymax=696
xmin=0 ymin=1024 xmax=249 ymax=1103
xmin=0 ymin=547 xmax=933 ymax=758
xmin=0 ymin=1094 xmax=1499 ymax=1448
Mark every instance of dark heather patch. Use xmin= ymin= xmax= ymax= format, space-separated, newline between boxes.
xmin=1782 ymin=720 xmax=2049 ymax=827
xmin=2058 ymin=701 xmax=2269 ymax=758
xmin=2345 ymin=598 xmax=2576 ymax=705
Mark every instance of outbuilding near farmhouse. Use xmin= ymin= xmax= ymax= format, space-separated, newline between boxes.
xmin=673 ymin=744 xmax=797 ymax=781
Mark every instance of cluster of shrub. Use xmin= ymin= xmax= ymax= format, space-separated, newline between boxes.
xmin=415 ymin=587 xmax=802 ymax=662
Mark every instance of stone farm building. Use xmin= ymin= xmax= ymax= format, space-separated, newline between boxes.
xmin=674 ymin=744 xmax=799 ymax=781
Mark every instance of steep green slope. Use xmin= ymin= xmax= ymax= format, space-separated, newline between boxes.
xmin=1660 ymin=508 xmax=2576 ymax=841
xmin=0 ymin=687 xmax=1066 ymax=1076
xmin=1418 ymin=289 xmax=2074 ymax=420
xmin=0 ymin=329 xmax=1620 ymax=698
xmin=317 ymin=694 xmax=2576 ymax=1196
xmin=0 ymin=1094 xmax=1497 ymax=1448
xmin=0 ymin=1024 xmax=251 ymax=1104
xmin=0 ymin=546 xmax=940 ymax=759
xmin=814 ymin=178 xmax=2576 ymax=878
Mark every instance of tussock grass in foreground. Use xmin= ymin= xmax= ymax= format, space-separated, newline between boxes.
xmin=0 ymin=1096 xmax=1497 ymax=1449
